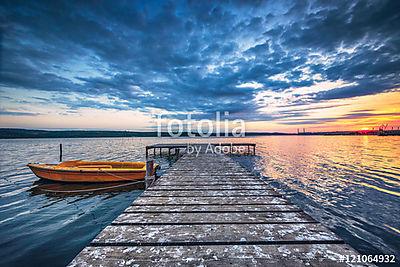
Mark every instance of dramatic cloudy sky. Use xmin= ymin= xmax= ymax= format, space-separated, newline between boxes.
xmin=1 ymin=0 xmax=399 ymax=131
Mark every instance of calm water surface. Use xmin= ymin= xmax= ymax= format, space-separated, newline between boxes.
xmin=0 ymin=136 xmax=399 ymax=266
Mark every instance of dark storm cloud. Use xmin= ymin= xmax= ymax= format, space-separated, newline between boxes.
xmin=341 ymin=111 xmax=400 ymax=120
xmin=279 ymin=117 xmax=338 ymax=125
xmin=0 ymin=108 xmax=40 ymax=116
xmin=0 ymin=0 xmax=399 ymax=120
xmin=279 ymin=111 xmax=400 ymax=125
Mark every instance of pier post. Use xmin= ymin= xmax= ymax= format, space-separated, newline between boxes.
xmin=59 ymin=144 xmax=63 ymax=162
xmin=145 ymin=160 xmax=154 ymax=178
xmin=145 ymin=159 xmax=154 ymax=189
xmin=145 ymin=147 xmax=148 ymax=159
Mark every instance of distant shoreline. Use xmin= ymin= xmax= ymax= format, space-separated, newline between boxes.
xmin=0 ymin=128 xmax=292 ymax=139
xmin=1 ymin=128 xmax=399 ymax=139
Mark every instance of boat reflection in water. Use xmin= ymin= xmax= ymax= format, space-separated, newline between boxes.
xmin=29 ymin=179 xmax=149 ymax=197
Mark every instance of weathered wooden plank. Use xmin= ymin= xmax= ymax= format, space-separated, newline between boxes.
xmin=156 ymin=179 xmax=264 ymax=184
xmin=166 ymin=165 xmax=245 ymax=168
xmin=132 ymin=196 xmax=288 ymax=205
xmin=156 ymin=178 xmax=261 ymax=183
xmin=157 ymin=179 xmax=260 ymax=183
xmin=149 ymin=185 xmax=272 ymax=189
xmin=164 ymin=172 xmax=252 ymax=176
xmin=168 ymin=165 xmax=242 ymax=169
xmin=91 ymin=223 xmax=342 ymax=245
xmin=155 ymin=179 xmax=261 ymax=184
xmin=125 ymin=204 xmax=301 ymax=213
xmin=69 ymin=244 xmax=365 ymax=267
xmin=161 ymin=174 xmax=256 ymax=179
xmin=141 ymin=190 xmax=280 ymax=197
xmin=113 ymin=211 xmax=315 ymax=224
xmin=168 ymin=167 xmax=246 ymax=171
xmin=146 ymin=185 xmax=276 ymax=192
xmin=180 ymin=158 xmax=237 ymax=161
xmin=167 ymin=168 xmax=249 ymax=172
xmin=159 ymin=175 xmax=258 ymax=178
xmin=172 ymin=161 xmax=234 ymax=164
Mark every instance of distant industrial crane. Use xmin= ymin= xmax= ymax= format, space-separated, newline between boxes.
xmin=378 ymin=124 xmax=388 ymax=131
xmin=378 ymin=124 xmax=389 ymax=136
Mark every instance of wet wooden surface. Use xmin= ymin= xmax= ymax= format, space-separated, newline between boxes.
xmin=69 ymin=147 xmax=369 ymax=266
xmin=112 ymin=211 xmax=316 ymax=224
xmin=70 ymin=244 xmax=363 ymax=266
xmin=125 ymin=204 xmax=301 ymax=213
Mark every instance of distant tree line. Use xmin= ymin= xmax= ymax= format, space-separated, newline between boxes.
xmin=0 ymin=128 xmax=296 ymax=139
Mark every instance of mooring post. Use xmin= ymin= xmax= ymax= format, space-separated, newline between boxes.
xmin=159 ymin=148 xmax=162 ymax=156
xmin=145 ymin=147 xmax=148 ymax=159
xmin=253 ymin=144 xmax=256 ymax=155
xmin=59 ymin=143 xmax=63 ymax=162
xmin=145 ymin=159 xmax=154 ymax=178
xmin=145 ymin=159 xmax=154 ymax=188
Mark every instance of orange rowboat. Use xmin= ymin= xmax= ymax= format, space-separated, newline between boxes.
xmin=27 ymin=160 xmax=159 ymax=183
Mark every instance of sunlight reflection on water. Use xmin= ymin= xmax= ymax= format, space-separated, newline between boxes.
xmin=231 ymin=135 xmax=400 ymax=258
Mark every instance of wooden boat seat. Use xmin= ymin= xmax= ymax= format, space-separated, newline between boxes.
xmin=76 ymin=165 xmax=113 ymax=169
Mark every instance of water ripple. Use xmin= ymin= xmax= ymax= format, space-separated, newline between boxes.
xmin=231 ymin=135 xmax=400 ymax=259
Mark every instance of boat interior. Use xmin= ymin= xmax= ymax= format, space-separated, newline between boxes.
xmin=56 ymin=160 xmax=147 ymax=170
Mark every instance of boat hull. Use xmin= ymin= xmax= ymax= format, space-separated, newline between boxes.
xmin=28 ymin=162 xmax=155 ymax=183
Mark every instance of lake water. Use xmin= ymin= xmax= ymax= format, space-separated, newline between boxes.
xmin=0 ymin=136 xmax=399 ymax=266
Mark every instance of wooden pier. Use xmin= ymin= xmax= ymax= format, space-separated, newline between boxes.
xmin=145 ymin=143 xmax=256 ymax=158
xmin=70 ymin=144 xmax=365 ymax=266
